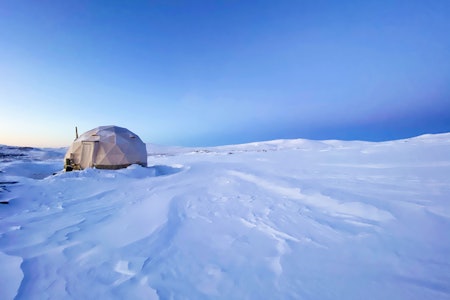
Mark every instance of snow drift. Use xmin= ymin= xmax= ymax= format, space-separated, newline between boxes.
xmin=0 ymin=134 xmax=449 ymax=299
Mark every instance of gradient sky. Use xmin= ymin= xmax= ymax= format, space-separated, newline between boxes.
xmin=1 ymin=0 xmax=450 ymax=147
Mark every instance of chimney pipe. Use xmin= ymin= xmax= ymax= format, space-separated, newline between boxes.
xmin=75 ymin=126 xmax=79 ymax=140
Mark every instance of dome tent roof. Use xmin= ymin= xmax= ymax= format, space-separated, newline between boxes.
xmin=64 ymin=126 xmax=147 ymax=170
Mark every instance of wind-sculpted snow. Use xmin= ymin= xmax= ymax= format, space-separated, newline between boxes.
xmin=1 ymin=134 xmax=450 ymax=299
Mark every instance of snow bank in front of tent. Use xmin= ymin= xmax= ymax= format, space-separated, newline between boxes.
xmin=1 ymin=133 xmax=450 ymax=299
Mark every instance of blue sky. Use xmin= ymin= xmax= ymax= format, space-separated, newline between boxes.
xmin=1 ymin=0 xmax=449 ymax=147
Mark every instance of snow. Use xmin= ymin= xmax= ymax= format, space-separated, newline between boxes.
xmin=1 ymin=134 xmax=450 ymax=299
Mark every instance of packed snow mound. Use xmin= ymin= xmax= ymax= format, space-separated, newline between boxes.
xmin=1 ymin=133 xmax=450 ymax=299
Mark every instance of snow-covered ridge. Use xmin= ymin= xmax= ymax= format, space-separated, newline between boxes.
xmin=148 ymin=132 xmax=450 ymax=155
xmin=2 ymin=132 xmax=450 ymax=158
xmin=0 ymin=145 xmax=66 ymax=162
xmin=1 ymin=133 xmax=450 ymax=299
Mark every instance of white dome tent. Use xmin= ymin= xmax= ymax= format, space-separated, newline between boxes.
xmin=64 ymin=126 xmax=147 ymax=171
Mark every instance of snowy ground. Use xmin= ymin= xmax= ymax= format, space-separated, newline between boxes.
xmin=0 ymin=134 xmax=449 ymax=299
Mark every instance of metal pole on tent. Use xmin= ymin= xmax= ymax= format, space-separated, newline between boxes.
xmin=75 ymin=126 xmax=79 ymax=140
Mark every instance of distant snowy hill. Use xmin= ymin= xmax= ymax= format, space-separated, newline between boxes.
xmin=1 ymin=134 xmax=450 ymax=299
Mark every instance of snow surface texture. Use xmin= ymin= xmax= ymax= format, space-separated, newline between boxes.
xmin=0 ymin=134 xmax=449 ymax=299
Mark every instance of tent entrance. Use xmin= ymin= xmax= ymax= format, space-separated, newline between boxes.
xmin=80 ymin=141 xmax=98 ymax=169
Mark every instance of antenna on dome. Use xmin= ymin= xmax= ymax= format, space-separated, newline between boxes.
xmin=75 ymin=126 xmax=79 ymax=140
